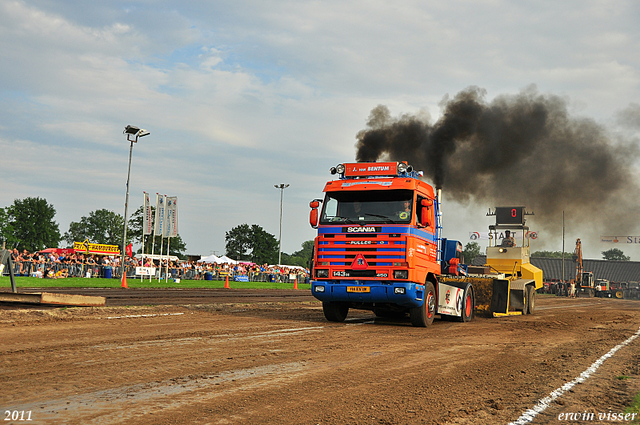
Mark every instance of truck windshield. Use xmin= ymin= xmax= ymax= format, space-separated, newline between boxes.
xmin=320 ymin=190 xmax=414 ymax=224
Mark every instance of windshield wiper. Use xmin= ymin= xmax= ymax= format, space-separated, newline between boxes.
xmin=326 ymin=214 xmax=399 ymax=224
xmin=329 ymin=216 xmax=358 ymax=224
xmin=362 ymin=213 xmax=399 ymax=223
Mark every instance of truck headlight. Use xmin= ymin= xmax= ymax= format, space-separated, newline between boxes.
xmin=316 ymin=269 xmax=329 ymax=278
xmin=394 ymin=270 xmax=408 ymax=279
xmin=394 ymin=287 xmax=406 ymax=294
xmin=314 ymin=286 xmax=325 ymax=293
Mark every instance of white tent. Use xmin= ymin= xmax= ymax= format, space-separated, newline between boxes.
xmin=218 ymin=255 xmax=238 ymax=264
xmin=197 ymin=254 xmax=220 ymax=263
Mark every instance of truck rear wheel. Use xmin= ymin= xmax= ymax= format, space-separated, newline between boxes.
xmin=459 ymin=285 xmax=474 ymax=322
xmin=526 ymin=285 xmax=536 ymax=314
xmin=410 ymin=282 xmax=436 ymax=327
xmin=323 ymin=302 xmax=349 ymax=322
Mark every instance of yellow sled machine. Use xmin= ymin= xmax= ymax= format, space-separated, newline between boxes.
xmin=442 ymin=206 xmax=543 ymax=317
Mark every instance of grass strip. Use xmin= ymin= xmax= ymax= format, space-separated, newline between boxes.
xmin=625 ymin=391 xmax=640 ymax=424
xmin=1 ymin=276 xmax=311 ymax=290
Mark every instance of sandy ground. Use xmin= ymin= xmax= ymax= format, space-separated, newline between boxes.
xmin=1 ymin=291 xmax=640 ymax=425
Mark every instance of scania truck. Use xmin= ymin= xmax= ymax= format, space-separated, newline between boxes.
xmin=308 ymin=161 xmax=543 ymax=327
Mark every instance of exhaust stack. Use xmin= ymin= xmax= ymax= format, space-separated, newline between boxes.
xmin=436 ymin=187 xmax=442 ymax=228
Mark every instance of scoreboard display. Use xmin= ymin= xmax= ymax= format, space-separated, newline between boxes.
xmin=495 ymin=207 xmax=525 ymax=225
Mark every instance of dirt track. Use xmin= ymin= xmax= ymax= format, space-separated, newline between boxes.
xmin=0 ymin=287 xmax=316 ymax=308
xmin=1 ymin=291 xmax=640 ymax=424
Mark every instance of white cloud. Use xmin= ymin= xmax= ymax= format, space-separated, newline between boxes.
xmin=1 ymin=0 xmax=640 ymax=258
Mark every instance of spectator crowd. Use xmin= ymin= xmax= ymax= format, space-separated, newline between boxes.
xmin=4 ymin=248 xmax=309 ymax=284
xmin=194 ymin=261 xmax=309 ymax=284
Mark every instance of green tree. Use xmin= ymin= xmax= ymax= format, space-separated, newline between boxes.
xmin=531 ymin=251 xmax=573 ymax=258
xmin=0 ymin=207 xmax=15 ymax=247
xmin=64 ymin=209 xmax=124 ymax=246
xmin=602 ymin=248 xmax=630 ymax=261
xmin=250 ymin=224 xmax=279 ymax=264
xmin=225 ymin=224 xmax=252 ymax=261
xmin=225 ymin=224 xmax=279 ymax=264
xmin=5 ymin=197 xmax=61 ymax=252
xmin=251 ymin=224 xmax=278 ymax=264
xmin=128 ymin=206 xmax=187 ymax=259
xmin=281 ymin=240 xmax=314 ymax=268
xmin=461 ymin=242 xmax=481 ymax=264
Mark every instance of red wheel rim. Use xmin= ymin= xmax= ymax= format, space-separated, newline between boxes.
xmin=465 ymin=293 xmax=472 ymax=317
xmin=426 ymin=292 xmax=435 ymax=318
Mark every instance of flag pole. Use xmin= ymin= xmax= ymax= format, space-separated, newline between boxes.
xmin=158 ymin=236 xmax=164 ymax=281
xmin=141 ymin=233 xmax=144 ymax=282
xmin=142 ymin=192 xmax=146 ymax=282
xmin=166 ymin=237 xmax=171 ymax=282
xmin=156 ymin=194 xmax=167 ymax=281
xmin=151 ymin=193 xmax=159 ymax=281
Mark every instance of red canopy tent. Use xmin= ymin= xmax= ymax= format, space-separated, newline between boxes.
xmin=38 ymin=248 xmax=76 ymax=255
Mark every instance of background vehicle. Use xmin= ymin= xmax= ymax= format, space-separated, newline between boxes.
xmin=573 ymin=239 xmax=596 ymax=297
xmin=623 ymin=281 xmax=640 ymax=300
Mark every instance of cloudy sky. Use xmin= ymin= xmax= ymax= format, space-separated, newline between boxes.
xmin=1 ymin=0 xmax=640 ymax=260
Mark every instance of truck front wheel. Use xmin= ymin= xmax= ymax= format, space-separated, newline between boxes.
xmin=323 ymin=302 xmax=349 ymax=322
xmin=410 ymin=282 xmax=436 ymax=327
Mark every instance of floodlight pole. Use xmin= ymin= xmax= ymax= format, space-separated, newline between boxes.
xmin=121 ymin=139 xmax=134 ymax=284
xmin=275 ymin=184 xmax=289 ymax=265
xmin=121 ymin=126 xmax=149 ymax=286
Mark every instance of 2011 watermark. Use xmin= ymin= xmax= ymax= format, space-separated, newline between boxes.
xmin=4 ymin=410 xmax=32 ymax=421
xmin=558 ymin=411 xmax=638 ymax=422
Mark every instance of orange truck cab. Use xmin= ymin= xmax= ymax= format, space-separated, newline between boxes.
xmin=309 ymin=161 xmax=472 ymax=327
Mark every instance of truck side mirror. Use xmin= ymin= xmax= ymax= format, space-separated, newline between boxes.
xmin=421 ymin=209 xmax=430 ymax=228
xmin=420 ymin=199 xmax=433 ymax=227
xmin=309 ymin=199 xmax=322 ymax=228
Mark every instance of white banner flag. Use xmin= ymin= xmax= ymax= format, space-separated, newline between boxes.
xmin=143 ymin=192 xmax=153 ymax=235
xmin=161 ymin=195 xmax=168 ymax=237
xmin=154 ymin=194 xmax=165 ymax=237
xmin=166 ymin=196 xmax=178 ymax=238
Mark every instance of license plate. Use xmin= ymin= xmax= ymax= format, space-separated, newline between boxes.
xmin=347 ymin=286 xmax=370 ymax=293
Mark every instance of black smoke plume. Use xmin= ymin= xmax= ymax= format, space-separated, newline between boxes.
xmin=355 ymin=86 xmax=640 ymax=236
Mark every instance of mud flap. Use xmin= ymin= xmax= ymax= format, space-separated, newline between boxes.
xmin=509 ymin=289 xmax=525 ymax=311
xmin=508 ymin=279 xmax=528 ymax=312
xmin=491 ymin=279 xmax=510 ymax=314
xmin=492 ymin=279 xmax=529 ymax=317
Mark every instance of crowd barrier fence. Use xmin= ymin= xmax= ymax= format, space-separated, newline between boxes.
xmin=4 ymin=260 xmax=309 ymax=284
